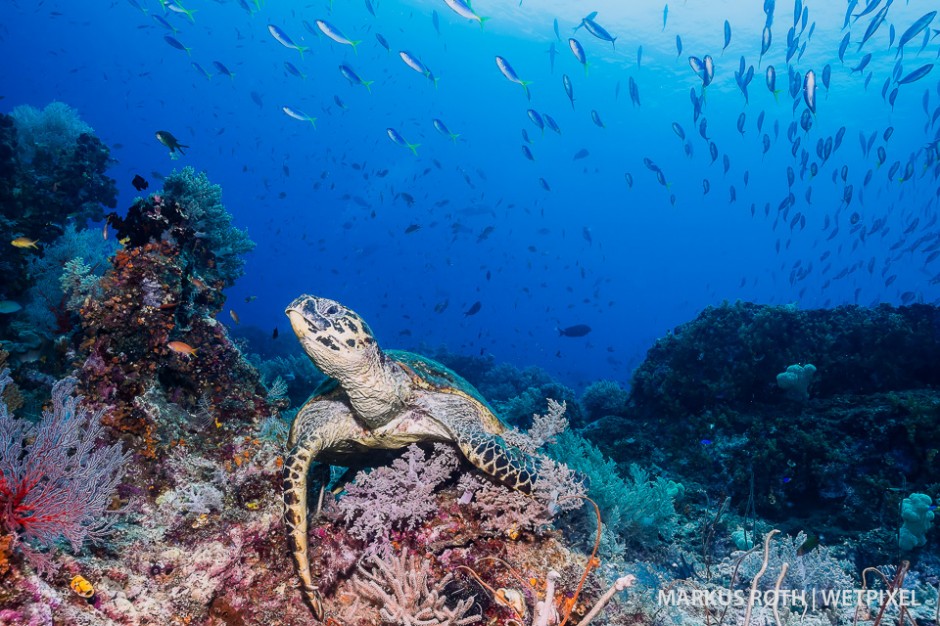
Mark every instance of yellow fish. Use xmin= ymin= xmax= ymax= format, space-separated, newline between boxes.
xmin=11 ymin=237 xmax=39 ymax=249
xmin=70 ymin=575 xmax=95 ymax=599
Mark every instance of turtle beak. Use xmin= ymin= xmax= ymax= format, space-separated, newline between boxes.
xmin=286 ymin=295 xmax=329 ymax=334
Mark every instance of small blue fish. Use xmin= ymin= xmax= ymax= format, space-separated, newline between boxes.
xmin=568 ymin=38 xmax=588 ymax=74
xmin=582 ymin=17 xmax=617 ymax=48
xmin=268 ymin=24 xmax=309 ymax=59
xmin=591 ymin=110 xmax=604 ymax=128
xmin=766 ymin=65 xmax=781 ymax=99
xmin=375 ymin=33 xmax=390 ymax=52
xmin=553 ymin=18 xmax=560 ymax=41
xmin=898 ymin=63 xmax=934 ymax=84
xmin=676 ymin=34 xmax=683 ymax=59
xmin=316 ymin=19 xmax=361 ymax=54
xmin=284 ymin=61 xmax=306 ymax=80
xmin=663 ymin=4 xmax=669 ymax=31
xmin=152 ymin=14 xmax=178 ymax=34
xmin=839 ymin=32 xmax=850 ymax=63
xmin=387 ymin=128 xmax=419 ymax=155
xmin=339 ymin=64 xmax=373 ymax=92
xmin=723 ymin=20 xmax=732 ymax=53
xmin=760 ymin=26 xmax=772 ymax=65
xmin=496 ymin=56 xmax=532 ymax=99
xmin=897 ymin=11 xmax=936 ymax=58
xmin=544 ymin=114 xmax=561 ymax=134
xmin=527 ymin=109 xmax=544 ymax=133
xmin=191 ymin=61 xmax=211 ymax=80
xmin=432 ymin=118 xmax=460 ymax=143
xmin=803 ymin=69 xmax=817 ymax=113
xmin=521 ymin=145 xmax=535 ymax=161
xmin=443 ymin=0 xmax=488 ymax=28
xmin=563 ymin=74 xmax=575 ymax=109
xmin=282 ymin=106 xmax=317 ymax=128
xmin=163 ymin=35 xmax=191 ymax=56
xmin=700 ymin=439 xmax=713 ymax=446
xmin=212 ymin=61 xmax=234 ymax=80
xmin=851 ymin=53 xmax=872 ymax=73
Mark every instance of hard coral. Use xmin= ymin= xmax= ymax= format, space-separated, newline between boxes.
xmin=76 ymin=236 xmax=270 ymax=456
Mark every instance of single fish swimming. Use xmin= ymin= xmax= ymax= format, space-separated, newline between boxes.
xmin=282 ymin=106 xmax=317 ymax=128
xmin=268 ymin=24 xmax=309 ymax=59
xmin=495 ymin=56 xmax=532 ymax=100
xmin=155 ymin=130 xmax=188 ymax=158
xmin=316 ymin=19 xmax=361 ymax=54
xmin=443 ymin=0 xmax=488 ymax=28
xmin=387 ymin=127 xmax=420 ymax=155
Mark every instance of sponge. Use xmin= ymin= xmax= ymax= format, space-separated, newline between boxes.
xmin=899 ymin=493 xmax=934 ymax=551
xmin=776 ymin=363 xmax=817 ymax=401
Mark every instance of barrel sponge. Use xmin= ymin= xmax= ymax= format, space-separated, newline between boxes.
xmin=899 ymin=493 xmax=934 ymax=551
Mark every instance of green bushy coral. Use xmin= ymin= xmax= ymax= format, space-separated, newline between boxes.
xmin=159 ymin=167 xmax=254 ymax=287
xmin=580 ymin=379 xmax=630 ymax=421
xmin=546 ymin=430 xmax=683 ymax=551
xmin=10 ymin=102 xmax=92 ymax=163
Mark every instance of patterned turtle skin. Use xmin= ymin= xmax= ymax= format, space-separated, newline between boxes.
xmin=283 ymin=295 xmax=541 ymax=620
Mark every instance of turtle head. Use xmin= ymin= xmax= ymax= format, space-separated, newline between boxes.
xmin=286 ymin=295 xmax=379 ymax=380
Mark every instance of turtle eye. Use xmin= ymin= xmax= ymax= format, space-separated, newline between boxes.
xmin=326 ymin=305 xmax=340 ymax=316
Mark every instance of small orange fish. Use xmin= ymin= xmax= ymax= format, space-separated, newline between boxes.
xmin=167 ymin=341 xmax=197 ymax=357
xmin=70 ymin=575 xmax=95 ymax=599
xmin=229 ymin=309 xmax=240 ymax=324
xmin=11 ymin=237 xmax=39 ymax=249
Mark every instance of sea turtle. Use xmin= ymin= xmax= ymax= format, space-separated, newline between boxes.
xmin=282 ymin=295 xmax=541 ymax=620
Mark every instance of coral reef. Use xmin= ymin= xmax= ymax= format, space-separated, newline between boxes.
xmin=107 ymin=167 xmax=254 ymax=289
xmin=0 ymin=104 xmax=117 ymax=370
xmin=582 ymin=302 xmax=940 ymax=546
xmin=628 ymin=301 xmax=940 ymax=418
xmin=75 ymin=237 xmax=271 ymax=454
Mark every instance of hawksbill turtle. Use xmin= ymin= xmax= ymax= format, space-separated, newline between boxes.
xmin=282 ymin=295 xmax=542 ymax=620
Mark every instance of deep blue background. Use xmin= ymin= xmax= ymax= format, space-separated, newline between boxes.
xmin=2 ymin=0 xmax=938 ymax=388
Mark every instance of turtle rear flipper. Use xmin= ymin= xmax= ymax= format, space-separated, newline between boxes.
xmin=457 ymin=432 xmax=539 ymax=494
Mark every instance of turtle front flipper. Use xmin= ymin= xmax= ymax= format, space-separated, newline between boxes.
xmin=456 ymin=431 xmax=540 ymax=494
xmin=283 ymin=399 xmax=362 ymax=621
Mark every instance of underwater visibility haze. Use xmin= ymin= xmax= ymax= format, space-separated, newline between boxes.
xmin=2 ymin=0 xmax=940 ymax=624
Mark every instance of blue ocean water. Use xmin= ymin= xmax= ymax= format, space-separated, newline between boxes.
xmin=3 ymin=0 xmax=939 ymax=387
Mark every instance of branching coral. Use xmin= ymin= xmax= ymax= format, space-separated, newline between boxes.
xmin=336 ymin=444 xmax=460 ymax=545
xmin=348 ymin=548 xmax=481 ymax=625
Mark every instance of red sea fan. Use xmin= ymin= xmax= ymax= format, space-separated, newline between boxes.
xmin=0 ymin=369 xmax=129 ymax=568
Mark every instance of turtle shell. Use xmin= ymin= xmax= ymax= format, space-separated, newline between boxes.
xmin=307 ymin=350 xmax=505 ymax=431
xmin=386 ymin=350 xmax=494 ymax=411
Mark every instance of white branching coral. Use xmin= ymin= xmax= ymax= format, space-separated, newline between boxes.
xmin=350 ymin=548 xmax=481 ymax=626
xmin=502 ymin=398 xmax=569 ymax=454
xmin=265 ymin=375 xmax=289 ymax=404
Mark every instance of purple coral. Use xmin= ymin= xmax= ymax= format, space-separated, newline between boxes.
xmin=0 ymin=369 xmax=129 ymax=563
xmin=335 ymin=444 xmax=459 ymax=545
